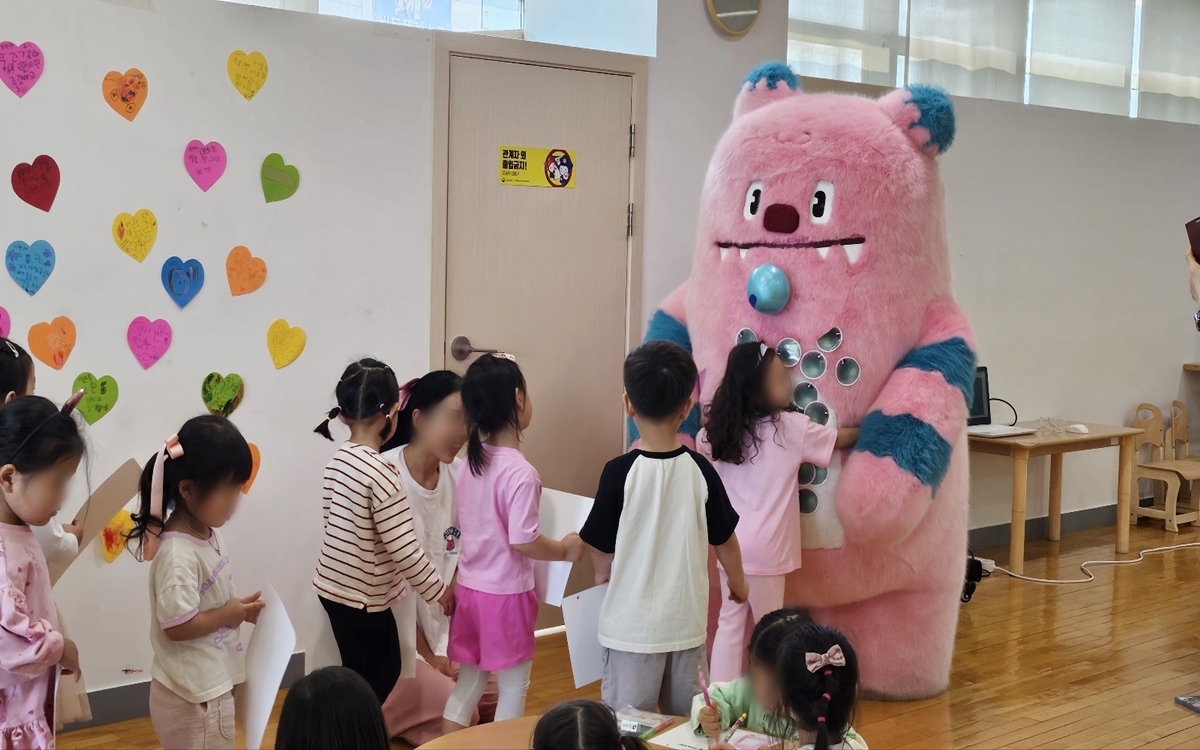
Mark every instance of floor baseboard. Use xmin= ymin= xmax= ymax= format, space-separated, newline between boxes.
xmin=967 ymin=498 xmax=1153 ymax=552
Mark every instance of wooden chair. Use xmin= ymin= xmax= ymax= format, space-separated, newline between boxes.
xmin=1168 ymin=401 xmax=1199 ymax=461
xmin=1133 ymin=403 xmax=1200 ymax=532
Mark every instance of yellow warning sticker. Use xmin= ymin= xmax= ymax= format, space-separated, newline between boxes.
xmin=499 ymin=146 xmax=575 ymax=188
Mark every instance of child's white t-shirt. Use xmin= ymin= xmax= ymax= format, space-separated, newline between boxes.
xmin=148 ymin=530 xmax=246 ymax=704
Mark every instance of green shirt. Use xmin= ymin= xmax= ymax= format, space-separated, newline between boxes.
xmin=688 ymin=678 xmax=868 ymax=749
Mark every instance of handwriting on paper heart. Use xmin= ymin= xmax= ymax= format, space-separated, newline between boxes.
xmin=112 ymin=209 xmax=157 ymax=263
xmin=261 ymin=153 xmax=300 ymax=203
xmin=202 ymin=372 xmax=244 ymax=418
xmin=0 ymin=307 xmax=11 ymax=339
xmin=73 ymin=372 xmax=119 ymax=425
xmin=127 ymin=317 xmax=171 ymax=369
xmin=184 ymin=140 xmax=227 ymax=192
xmin=0 ymin=42 xmax=44 ymax=98
xmin=244 ymin=443 xmax=261 ymax=493
xmin=227 ymin=50 xmax=268 ymax=101
xmin=6 ymin=241 xmax=55 ymax=296
xmin=226 ymin=246 xmax=266 ymax=296
xmin=161 ymin=257 xmax=204 ymax=308
xmin=267 ymin=319 xmax=306 ymax=369
xmin=102 ymin=68 xmax=148 ymax=121
xmin=11 ymin=155 xmax=59 ymax=212
xmin=101 ymin=509 xmax=134 ymax=563
xmin=27 ymin=316 xmax=75 ymax=371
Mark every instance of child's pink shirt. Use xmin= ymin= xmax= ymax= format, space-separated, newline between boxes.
xmin=0 ymin=522 xmax=62 ymax=750
xmin=698 ymin=412 xmax=837 ymax=575
xmin=453 ymin=445 xmax=542 ymax=595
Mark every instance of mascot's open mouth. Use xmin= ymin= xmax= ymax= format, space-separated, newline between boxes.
xmin=716 ymin=236 xmax=867 ymax=264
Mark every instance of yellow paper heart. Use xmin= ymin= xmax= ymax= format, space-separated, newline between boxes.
xmin=228 ymin=50 xmax=268 ymax=101
xmin=112 ymin=209 xmax=158 ymax=262
xmin=267 ymin=319 xmax=305 ymax=369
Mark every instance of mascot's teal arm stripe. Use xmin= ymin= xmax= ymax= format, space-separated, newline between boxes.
xmin=855 ymin=411 xmax=953 ymax=491
xmin=628 ymin=310 xmax=701 ymax=444
xmin=896 ymin=337 xmax=976 ymax=401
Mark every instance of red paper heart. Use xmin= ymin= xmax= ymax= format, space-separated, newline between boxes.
xmin=11 ymin=155 xmax=59 ymax=212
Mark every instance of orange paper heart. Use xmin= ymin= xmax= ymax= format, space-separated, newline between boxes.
xmin=243 ymin=443 xmax=261 ymax=494
xmin=27 ymin=316 xmax=76 ymax=371
xmin=102 ymin=68 xmax=148 ymax=122
xmin=226 ymin=246 xmax=267 ymax=296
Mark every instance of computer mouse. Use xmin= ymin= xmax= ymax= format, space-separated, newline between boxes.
xmin=1066 ymin=424 xmax=1089 ymax=434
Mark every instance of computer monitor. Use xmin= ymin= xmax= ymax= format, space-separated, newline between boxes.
xmin=968 ymin=366 xmax=990 ymax=426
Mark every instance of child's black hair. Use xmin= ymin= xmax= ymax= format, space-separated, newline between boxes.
xmin=379 ymin=370 xmax=463 ymax=454
xmin=461 ymin=355 xmax=526 ymax=476
xmin=776 ymin=620 xmax=859 ymax=750
xmin=0 ymin=338 xmax=33 ymax=400
xmin=127 ymin=415 xmax=253 ymax=560
xmin=0 ymin=396 xmax=85 ymax=473
xmin=274 ymin=666 xmax=389 ymax=750
xmin=314 ymin=358 xmax=400 ymax=442
xmin=703 ymin=342 xmax=784 ymax=464
xmin=623 ymin=340 xmax=697 ymax=421
xmin=531 ymin=699 xmax=649 ymax=750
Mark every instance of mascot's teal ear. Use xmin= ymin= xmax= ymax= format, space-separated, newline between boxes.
xmin=879 ymin=85 xmax=955 ymax=156
xmin=734 ymin=61 xmax=803 ymax=120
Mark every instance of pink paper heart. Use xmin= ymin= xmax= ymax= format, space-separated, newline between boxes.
xmin=126 ymin=316 xmax=172 ymax=369
xmin=0 ymin=307 xmax=10 ymax=339
xmin=0 ymin=42 xmax=45 ymax=98
xmin=184 ymin=140 xmax=227 ymax=192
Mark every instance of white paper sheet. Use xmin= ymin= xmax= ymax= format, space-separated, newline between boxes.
xmin=236 ymin=586 xmax=296 ymax=750
xmin=651 ymin=722 xmax=777 ymax=750
xmin=534 ymin=488 xmax=593 ymax=606
xmin=561 ymin=582 xmax=607 ymax=688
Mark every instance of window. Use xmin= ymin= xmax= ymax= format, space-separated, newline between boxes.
xmin=219 ymin=0 xmax=522 ymax=32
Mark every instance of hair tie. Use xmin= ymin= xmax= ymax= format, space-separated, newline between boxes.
xmin=805 ymin=645 xmax=846 ymax=673
xmin=817 ymin=717 xmax=826 ymax=723
xmin=325 ymin=406 xmax=340 ymax=421
xmin=398 ymin=378 xmax=419 ymax=411
xmin=4 ymin=341 xmax=18 ymax=358
xmin=757 ymin=342 xmax=769 ymax=363
xmin=143 ymin=434 xmax=184 ymax=562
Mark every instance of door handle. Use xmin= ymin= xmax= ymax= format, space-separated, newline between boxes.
xmin=450 ymin=336 xmax=498 ymax=362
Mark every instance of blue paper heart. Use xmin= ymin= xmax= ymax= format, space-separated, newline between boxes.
xmin=6 ymin=240 xmax=55 ymax=296
xmin=160 ymin=256 xmax=205 ymax=308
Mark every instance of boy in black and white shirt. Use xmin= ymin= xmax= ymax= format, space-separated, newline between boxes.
xmin=580 ymin=340 xmax=748 ymax=716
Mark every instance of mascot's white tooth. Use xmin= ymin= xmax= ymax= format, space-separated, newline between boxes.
xmin=844 ymin=244 xmax=863 ymax=264
xmin=816 ymin=246 xmax=830 ymax=260
xmin=739 ymin=248 xmax=748 ymax=260
xmin=720 ymin=247 xmax=730 ymax=261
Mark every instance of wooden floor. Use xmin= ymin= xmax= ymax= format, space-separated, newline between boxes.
xmin=60 ymin=521 xmax=1200 ymax=749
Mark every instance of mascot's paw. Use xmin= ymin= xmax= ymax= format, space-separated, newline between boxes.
xmin=836 ymin=451 xmax=931 ymax=547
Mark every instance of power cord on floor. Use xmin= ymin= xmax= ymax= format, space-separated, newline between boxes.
xmin=993 ymin=541 xmax=1200 ymax=585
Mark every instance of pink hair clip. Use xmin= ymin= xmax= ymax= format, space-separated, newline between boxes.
xmin=143 ymin=433 xmax=185 ymax=562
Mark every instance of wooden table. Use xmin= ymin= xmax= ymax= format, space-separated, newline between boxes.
xmin=417 ymin=715 xmax=687 ymax=749
xmin=968 ymin=422 xmax=1143 ymax=575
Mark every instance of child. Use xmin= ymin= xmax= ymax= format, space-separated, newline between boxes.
xmin=0 ymin=395 xmax=85 ymax=749
xmin=441 ymin=355 xmax=583 ymax=732
xmin=378 ymin=371 xmax=497 ymax=743
xmin=699 ymin=343 xmax=855 ymax=682
xmin=126 ymin=414 xmax=259 ymax=750
xmin=532 ymin=699 xmax=649 ymax=750
xmin=313 ymin=358 xmax=452 ymax=705
xmin=580 ymin=340 xmax=748 ymax=716
xmin=697 ymin=611 xmax=867 ymax=750
xmin=274 ymin=666 xmax=389 ymax=750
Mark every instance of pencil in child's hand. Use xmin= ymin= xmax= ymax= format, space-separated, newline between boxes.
xmin=721 ymin=713 xmax=747 ymax=742
xmin=699 ymin=667 xmax=712 ymax=707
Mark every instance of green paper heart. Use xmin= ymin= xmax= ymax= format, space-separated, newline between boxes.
xmin=72 ymin=372 xmax=119 ymax=425
xmin=261 ymin=153 xmax=300 ymax=203
xmin=202 ymin=372 xmax=245 ymax=417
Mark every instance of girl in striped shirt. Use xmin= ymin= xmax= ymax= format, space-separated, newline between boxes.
xmin=313 ymin=358 xmax=454 ymax=704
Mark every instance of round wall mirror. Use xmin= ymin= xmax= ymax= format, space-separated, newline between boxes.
xmin=707 ymin=0 xmax=761 ymax=36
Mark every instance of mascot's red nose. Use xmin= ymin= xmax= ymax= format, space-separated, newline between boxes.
xmin=763 ymin=203 xmax=800 ymax=234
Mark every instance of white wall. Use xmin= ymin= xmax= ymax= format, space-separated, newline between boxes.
xmin=3 ymin=0 xmax=434 ymax=691
xmin=524 ymin=0 xmax=657 ymax=56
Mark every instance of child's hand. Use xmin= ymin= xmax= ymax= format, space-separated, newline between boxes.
xmin=60 ymin=638 xmax=80 ymax=677
xmin=439 ymin=585 xmax=456 ymax=617
xmin=429 ymin=654 xmax=457 ymax=679
xmin=727 ymin=574 xmax=749 ymax=604
xmin=698 ymin=705 xmax=722 ymax=737
xmin=223 ymin=591 xmax=265 ymax=627
xmin=63 ymin=522 xmax=83 ymax=545
xmin=835 ymin=427 xmax=859 ymax=450
xmin=562 ymin=532 xmax=584 ymax=563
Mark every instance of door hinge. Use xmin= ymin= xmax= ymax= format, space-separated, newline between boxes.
xmin=627 ymin=204 xmax=634 ymax=237
xmin=629 ymin=124 xmax=636 ymax=158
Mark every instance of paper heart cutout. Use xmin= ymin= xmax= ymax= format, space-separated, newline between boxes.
xmin=127 ymin=316 xmax=172 ymax=369
xmin=112 ymin=209 xmax=158 ymax=262
xmin=27 ymin=316 xmax=75 ymax=371
xmin=202 ymin=372 xmax=244 ymax=418
xmin=184 ymin=140 xmax=227 ymax=192
xmin=6 ymin=240 xmax=55 ymax=296
xmin=261 ymin=153 xmax=300 ymax=203
xmin=72 ymin=372 xmax=119 ymax=425
xmin=102 ymin=68 xmax=148 ymax=121
xmin=100 ymin=509 xmax=134 ymax=563
xmin=0 ymin=42 xmax=45 ymax=98
xmin=226 ymin=246 xmax=267 ymax=296
xmin=267 ymin=319 xmax=306 ymax=369
xmin=228 ymin=50 xmax=268 ymax=101
xmin=161 ymin=257 xmax=204 ymax=308
xmin=0 ymin=307 xmax=11 ymax=339
xmin=11 ymin=155 xmax=60 ymax=212
xmin=243 ymin=443 xmax=261 ymax=494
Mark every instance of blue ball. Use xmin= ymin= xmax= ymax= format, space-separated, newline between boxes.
xmin=746 ymin=264 xmax=791 ymax=314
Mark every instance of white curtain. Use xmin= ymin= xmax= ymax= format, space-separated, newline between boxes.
xmin=1027 ymin=0 xmax=1136 ymax=116
xmin=1138 ymin=0 xmax=1200 ymax=125
xmin=907 ymin=0 xmax=1028 ymax=103
xmin=787 ymin=0 xmax=902 ymax=86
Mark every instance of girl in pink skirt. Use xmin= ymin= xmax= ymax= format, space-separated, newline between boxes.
xmin=440 ymin=356 xmax=582 ymax=733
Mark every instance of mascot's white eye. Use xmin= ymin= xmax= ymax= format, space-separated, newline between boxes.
xmin=810 ymin=181 xmax=834 ymax=225
xmin=743 ymin=181 xmax=764 ymax=220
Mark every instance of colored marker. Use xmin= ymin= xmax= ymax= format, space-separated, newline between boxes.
xmin=699 ymin=667 xmax=713 ymax=707
xmin=722 ymin=713 xmax=747 ymax=743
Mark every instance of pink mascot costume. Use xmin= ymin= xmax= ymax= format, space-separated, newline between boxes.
xmin=635 ymin=62 xmax=974 ymax=700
